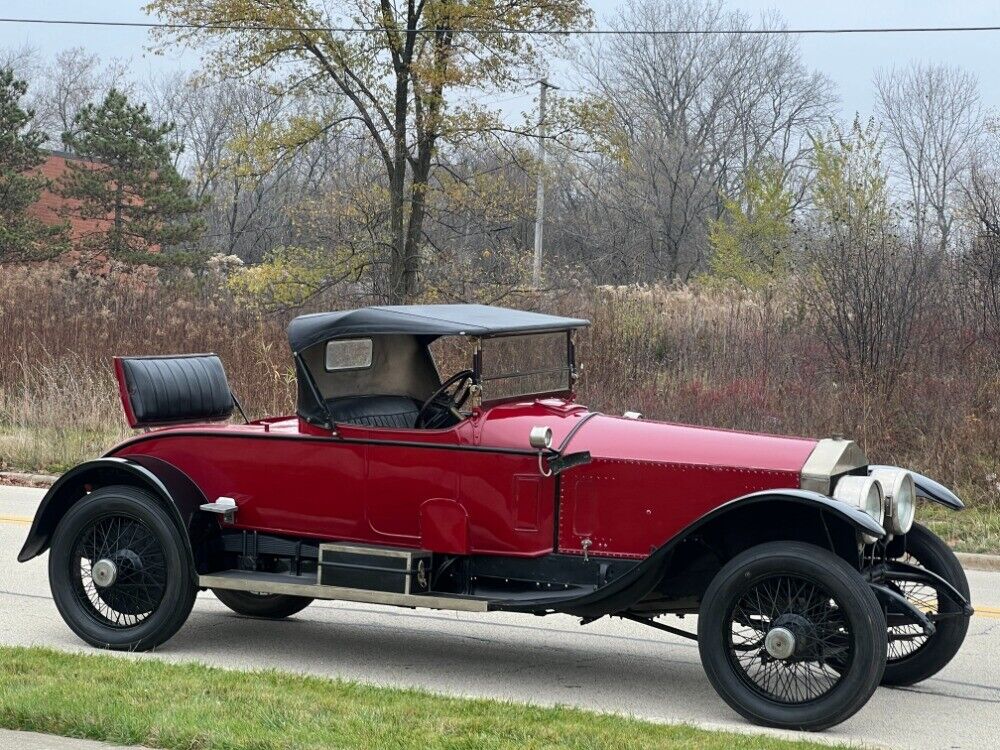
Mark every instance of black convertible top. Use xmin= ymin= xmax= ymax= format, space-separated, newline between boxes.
xmin=287 ymin=304 xmax=590 ymax=353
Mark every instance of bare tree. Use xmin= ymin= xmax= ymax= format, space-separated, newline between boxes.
xmin=29 ymin=48 xmax=134 ymax=148
xmin=146 ymin=73 xmax=356 ymax=264
xmin=875 ymin=63 xmax=985 ymax=252
xmin=0 ymin=44 xmax=40 ymax=79
xmin=571 ymin=0 xmax=835 ymax=279
xmin=804 ymin=120 xmax=932 ymax=394
xmin=963 ymin=161 xmax=1000 ymax=341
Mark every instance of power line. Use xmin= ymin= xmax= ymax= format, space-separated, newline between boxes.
xmin=4 ymin=16 xmax=1000 ymax=36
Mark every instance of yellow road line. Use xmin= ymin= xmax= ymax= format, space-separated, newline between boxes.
xmin=0 ymin=515 xmax=31 ymax=525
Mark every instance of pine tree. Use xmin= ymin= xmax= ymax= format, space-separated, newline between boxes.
xmin=0 ymin=67 xmax=68 ymax=262
xmin=59 ymin=88 xmax=205 ymax=264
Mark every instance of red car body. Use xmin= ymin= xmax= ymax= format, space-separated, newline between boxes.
xmin=109 ymin=403 xmax=816 ymax=561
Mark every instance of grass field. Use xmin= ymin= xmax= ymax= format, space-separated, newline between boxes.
xmin=922 ymin=503 xmax=1000 ymax=554
xmin=0 ymin=646 xmax=848 ymax=750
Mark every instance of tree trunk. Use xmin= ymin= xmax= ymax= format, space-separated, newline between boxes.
xmin=388 ymin=165 xmax=408 ymax=304
xmin=113 ymin=180 xmax=124 ymax=257
xmin=388 ymin=35 xmax=414 ymax=304
xmin=404 ymin=150 xmax=433 ymax=299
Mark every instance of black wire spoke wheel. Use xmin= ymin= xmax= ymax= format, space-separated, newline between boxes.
xmin=698 ymin=542 xmax=885 ymax=731
xmin=728 ymin=574 xmax=849 ymax=704
xmin=885 ymin=552 xmax=937 ymax=662
xmin=48 ymin=485 xmax=197 ymax=651
xmin=71 ymin=513 xmax=168 ymax=628
xmin=880 ymin=522 xmax=970 ymax=686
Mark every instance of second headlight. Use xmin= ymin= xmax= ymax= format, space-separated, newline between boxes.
xmin=869 ymin=466 xmax=916 ymax=535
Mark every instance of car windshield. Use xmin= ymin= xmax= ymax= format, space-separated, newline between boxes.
xmin=478 ymin=331 xmax=572 ymax=402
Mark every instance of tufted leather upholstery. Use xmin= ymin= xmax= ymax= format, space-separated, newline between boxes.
xmin=326 ymin=394 xmax=420 ymax=429
xmin=117 ymin=354 xmax=234 ymax=427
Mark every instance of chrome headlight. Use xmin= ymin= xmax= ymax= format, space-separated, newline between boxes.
xmin=832 ymin=475 xmax=885 ymax=543
xmin=869 ymin=467 xmax=916 ymax=535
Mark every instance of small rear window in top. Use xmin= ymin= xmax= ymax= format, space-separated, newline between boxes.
xmin=325 ymin=338 xmax=373 ymax=371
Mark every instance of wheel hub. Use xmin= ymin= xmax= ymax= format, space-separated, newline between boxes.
xmin=768 ymin=612 xmax=821 ymax=661
xmin=764 ymin=626 xmax=796 ymax=660
xmin=91 ymin=559 xmax=118 ymax=588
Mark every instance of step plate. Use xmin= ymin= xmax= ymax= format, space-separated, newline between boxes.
xmin=200 ymin=570 xmax=489 ymax=612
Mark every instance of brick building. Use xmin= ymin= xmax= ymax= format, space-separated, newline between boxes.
xmin=27 ymin=150 xmax=113 ymax=247
xmin=26 ymin=151 xmax=158 ymax=274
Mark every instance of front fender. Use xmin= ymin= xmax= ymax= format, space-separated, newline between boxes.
xmin=17 ymin=457 xmax=209 ymax=580
xmin=721 ymin=488 xmax=887 ymax=540
xmin=869 ymin=465 xmax=965 ymax=511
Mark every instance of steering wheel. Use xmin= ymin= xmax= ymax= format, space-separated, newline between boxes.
xmin=415 ymin=369 xmax=475 ymax=429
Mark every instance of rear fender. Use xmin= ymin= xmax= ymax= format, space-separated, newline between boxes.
xmin=17 ymin=457 xmax=211 ymax=582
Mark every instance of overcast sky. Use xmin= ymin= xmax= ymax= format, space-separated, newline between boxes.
xmin=2 ymin=0 xmax=999 ymax=120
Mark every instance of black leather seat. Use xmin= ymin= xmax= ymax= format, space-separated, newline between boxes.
xmin=117 ymin=354 xmax=234 ymax=427
xmin=325 ymin=394 xmax=420 ymax=429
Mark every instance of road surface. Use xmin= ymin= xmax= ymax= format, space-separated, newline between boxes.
xmin=2 ymin=484 xmax=998 ymax=749
xmin=0 ymin=729 xmax=150 ymax=750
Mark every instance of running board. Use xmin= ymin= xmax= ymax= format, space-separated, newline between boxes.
xmin=199 ymin=570 xmax=490 ymax=613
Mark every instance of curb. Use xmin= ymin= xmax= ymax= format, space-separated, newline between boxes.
xmin=3 ymin=472 xmax=1000 ymax=573
xmin=956 ymin=552 xmax=1000 ymax=573
xmin=0 ymin=471 xmax=59 ymax=487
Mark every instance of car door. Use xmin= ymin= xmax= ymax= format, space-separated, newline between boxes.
xmin=330 ymin=421 xmax=458 ymax=547
xmin=348 ymin=419 xmax=556 ymax=556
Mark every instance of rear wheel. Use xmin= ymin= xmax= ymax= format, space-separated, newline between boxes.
xmin=48 ymin=485 xmax=197 ymax=651
xmin=212 ymin=589 xmax=312 ymax=619
xmin=881 ymin=522 xmax=970 ymax=686
xmin=698 ymin=541 xmax=886 ymax=731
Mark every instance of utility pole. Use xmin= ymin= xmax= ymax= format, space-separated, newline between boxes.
xmin=532 ymin=79 xmax=557 ymax=288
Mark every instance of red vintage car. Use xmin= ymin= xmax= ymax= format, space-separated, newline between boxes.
xmin=19 ymin=304 xmax=972 ymax=731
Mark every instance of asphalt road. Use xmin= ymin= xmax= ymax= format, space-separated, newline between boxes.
xmin=2 ymin=485 xmax=999 ymax=750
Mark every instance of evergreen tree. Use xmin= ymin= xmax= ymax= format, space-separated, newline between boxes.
xmin=0 ymin=67 xmax=68 ymax=262
xmin=59 ymin=88 xmax=205 ymax=264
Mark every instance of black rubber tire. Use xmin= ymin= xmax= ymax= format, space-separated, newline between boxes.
xmin=48 ymin=485 xmax=197 ymax=652
xmin=212 ymin=589 xmax=313 ymax=619
xmin=698 ymin=541 xmax=886 ymax=731
xmin=882 ymin=522 xmax=970 ymax=686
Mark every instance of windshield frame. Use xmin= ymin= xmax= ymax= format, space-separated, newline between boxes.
xmin=470 ymin=329 xmax=578 ymax=406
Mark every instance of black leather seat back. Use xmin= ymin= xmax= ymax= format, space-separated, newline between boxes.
xmin=115 ymin=354 xmax=234 ymax=428
xmin=326 ymin=394 xmax=420 ymax=429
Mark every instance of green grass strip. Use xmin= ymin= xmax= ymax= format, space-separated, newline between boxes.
xmin=0 ymin=645 xmax=846 ymax=750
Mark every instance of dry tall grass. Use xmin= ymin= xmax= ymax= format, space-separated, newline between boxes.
xmin=0 ymin=266 xmax=294 ymax=472
xmin=1 ymin=265 xmax=997 ymax=549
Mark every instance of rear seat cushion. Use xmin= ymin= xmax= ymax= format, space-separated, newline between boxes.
xmin=117 ymin=354 xmax=233 ymax=427
xmin=325 ymin=394 xmax=420 ymax=429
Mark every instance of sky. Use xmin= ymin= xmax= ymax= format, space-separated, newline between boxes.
xmin=2 ymin=0 xmax=1000 ymax=120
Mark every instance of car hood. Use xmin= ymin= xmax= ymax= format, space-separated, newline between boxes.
xmin=565 ymin=414 xmax=818 ymax=474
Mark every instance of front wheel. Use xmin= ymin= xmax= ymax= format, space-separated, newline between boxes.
xmin=881 ymin=522 xmax=970 ymax=686
xmin=48 ymin=485 xmax=197 ymax=651
xmin=212 ymin=589 xmax=312 ymax=619
xmin=698 ymin=541 xmax=886 ymax=731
